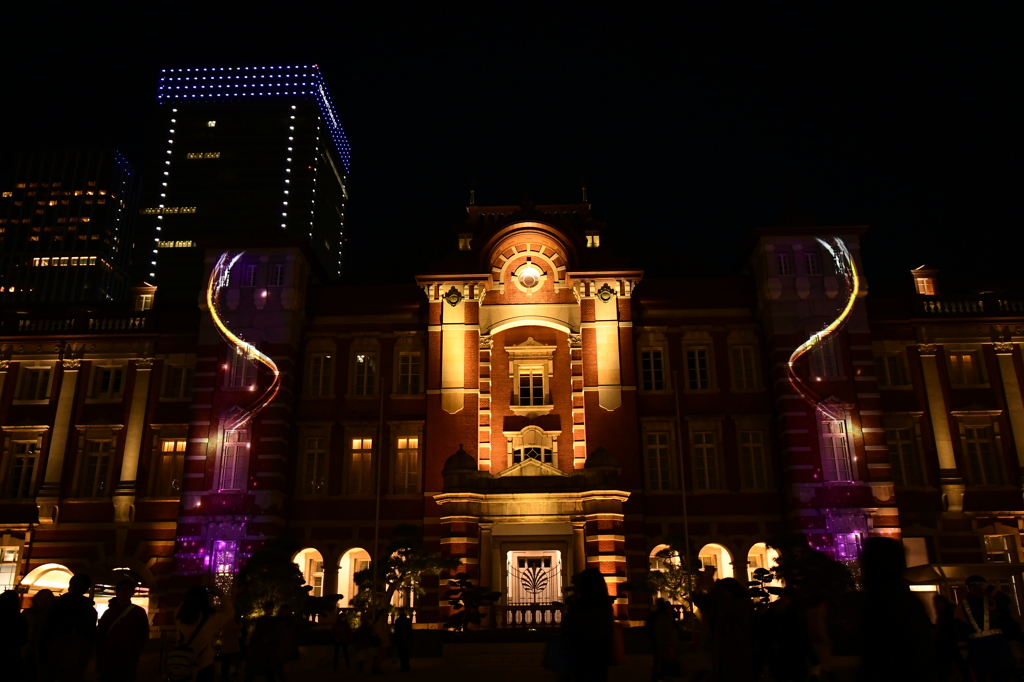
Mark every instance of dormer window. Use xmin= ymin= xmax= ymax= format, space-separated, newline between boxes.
xmin=915 ymin=277 xmax=935 ymax=295
xmin=911 ymin=265 xmax=938 ymax=295
xmin=586 ymin=231 xmax=601 ymax=248
xmin=458 ymin=233 xmax=473 ymax=251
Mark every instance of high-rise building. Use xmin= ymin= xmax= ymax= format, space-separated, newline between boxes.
xmin=0 ymin=151 xmax=137 ymax=303
xmin=144 ymin=65 xmax=351 ymax=296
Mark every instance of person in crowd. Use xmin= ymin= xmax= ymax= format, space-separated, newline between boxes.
xmin=350 ymin=615 xmax=377 ymax=674
xmin=218 ymin=614 xmax=244 ymax=682
xmin=856 ymin=537 xmax=936 ymax=682
xmin=562 ymin=568 xmax=614 ymax=682
xmin=393 ymin=609 xmax=413 ymax=673
xmin=275 ymin=605 xmax=299 ymax=681
xmin=650 ymin=600 xmax=683 ymax=681
xmin=763 ymin=587 xmax=809 ymax=682
xmin=24 ymin=588 xmax=55 ymax=682
xmin=955 ymin=575 xmax=1016 ymax=682
xmin=934 ymin=595 xmax=972 ymax=682
xmin=42 ymin=574 xmax=97 ymax=682
xmin=371 ymin=609 xmax=392 ymax=674
xmin=0 ymin=589 xmax=29 ymax=680
xmin=96 ymin=579 xmax=150 ymax=682
xmin=330 ymin=611 xmax=352 ymax=670
xmin=245 ymin=600 xmax=282 ymax=682
xmin=692 ymin=571 xmax=754 ymax=682
xmin=174 ymin=585 xmax=234 ymax=682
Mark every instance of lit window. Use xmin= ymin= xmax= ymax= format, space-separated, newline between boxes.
xmin=229 ymin=350 xmax=255 ymax=389
xmin=811 ymin=337 xmax=840 ymax=378
xmin=731 ymin=346 xmax=757 ymax=390
xmin=777 ymin=253 xmax=792 ymax=276
xmin=394 ymin=437 xmax=420 ymax=494
xmin=398 ymin=352 xmax=421 ymax=394
xmin=692 ymin=431 xmax=718 ymax=490
xmin=821 ymin=420 xmax=853 ymax=482
xmin=886 ymin=428 xmax=921 ymax=486
xmin=686 ymin=347 xmax=710 ymax=389
xmin=915 ymin=277 xmax=935 ymax=295
xmin=18 ymin=367 xmax=51 ymax=401
xmin=646 ymin=432 xmax=671 ymax=491
xmin=949 ymin=351 xmax=982 ymax=385
xmin=875 ymin=353 xmax=907 ymax=387
xmin=92 ymin=367 xmax=124 ymax=399
xmin=134 ymin=294 xmax=153 ymax=311
xmin=985 ymin=535 xmax=1016 ymax=563
xmin=155 ymin=439 xmax=186 ymax=496
xmin=270 ymin=263 xmax=285 ymax=287
xmin=354 ymin=353 xmax=377 ymax=396
xmin=2 ymin=192 xmax=12 ymax=197
xmin=207 ymin=120 xmax=217 ymax=127
xmin=302 ymin=437 xmax=328 ymax=494
xmin=78 ymin=440 xmax=112 ymax=497
xmin=458 ymin=235 xmax=472 ymax=251
xmin=641 ymin=349 xmax=665 ymax=391
xmin=6 ymin=440 xmax=39 ymax=498
xmin=243 ymin=264 xmax=257 ymax=287
xmin=349 ymin=438 xmax=373 ymax=495
xmin=308 ymin=354 xmax=333 ymax=397
xmin=964 ymin=425 xmax=999 ymax=485
xmin=739 ymin=431 xmax=768 ymax=489
xmin=220 ymin=430 xmax=249 ymax=491
xmin=806 ymin=252 xmax=821 ymax=275
xmin=834 ymin=532 xmax=862 ymax=562
xmin=164 ymin=366 xmax=194 ymax=399
xmin=0 ymin=547 xmax=18 ymax=590
xmin=586 ymin=231 xmax=601 ymax=248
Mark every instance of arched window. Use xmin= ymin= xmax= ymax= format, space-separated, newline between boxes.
xmin=510 ymin=426 xmax=555 ymax=464
xmin=338 ymin=548 xmax=370 ymax=609
xmin=293 ymin=548 xmax=325 ymax=598
xmin=697 ymin=543 xmax=734 ymax=579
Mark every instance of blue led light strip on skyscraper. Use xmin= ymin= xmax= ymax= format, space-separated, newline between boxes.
xmin=156 ymin=65 xmax=351 ymax=173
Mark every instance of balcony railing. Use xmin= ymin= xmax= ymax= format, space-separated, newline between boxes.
xmin=3 ymin=313 xmax=151 ymax=335
xmin=919 ymin=295 xmax=1024 ymax=316
xmin=493 ymin=604 xmax=563 ymax=628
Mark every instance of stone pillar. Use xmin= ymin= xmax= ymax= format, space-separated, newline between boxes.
xmin=581 ymin=490 xmax=630 ymax=619
xmin=593 ymin=285 xmax=622 ymax=411
xmin=478 ymin=521 xmax=493 ymax=627
xmin=572 ymin=519 xmax=586 ymax=576
xmin=36 ymin=360 xmax=80 ymax=522
xmin=439 ymin=514 xmax=480 ymax=624
xmin=917 ymin=344 xmax=963 ymax=510
xmin=321 ymin=551 xmax=339 ymax=607
xmin=994 ymin=343 xmax=1024 ymax=474
xmin=441 ymin=287 xmax=466 ymax=415
xmin=113 ymin=358 xmax=154 ymax=522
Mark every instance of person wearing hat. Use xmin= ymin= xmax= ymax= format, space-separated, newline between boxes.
xmin=954 ymin=575 xmax=1016 ymax=681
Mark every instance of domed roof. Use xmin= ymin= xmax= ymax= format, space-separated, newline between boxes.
xmin=442 ymin=444 xmax=477 ymax=473
xmin=584 ymin=446 xmax=619 ymax=469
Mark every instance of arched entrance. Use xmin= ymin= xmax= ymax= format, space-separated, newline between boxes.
xmin=747 ymin=542 xmax=780 ymax=582
xmin=338 ymin=548 xmax=370 ymax=608
xmin=21 ymin=563 xmax=73 ymax=595
xmin=697 ymin=543 xmax=734 ymax=579
xmin=293 ymin=548 xmax=325 ymax=598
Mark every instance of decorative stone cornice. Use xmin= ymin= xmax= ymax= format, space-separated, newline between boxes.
xmin=136 ymin=357 xmax=155 ymax=369
xmin=995 ymin=342 xmax=1015 ymax=355
xmin=917 ymin=343 xmax=938 ymax=356
xmin=479 ymin=335 xmax=492 ymax=350
xmin=62 ymin=359 xmax=81 ymax=370
xmin=568 ymin=334 xmax=582 ymax=348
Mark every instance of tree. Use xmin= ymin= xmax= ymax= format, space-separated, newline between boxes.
xmin=444 ymin=573 xmax=501 ymax=632
xmin=351 ymin=524 xmax=461 ymax=618
xmin=235 ymin=538 xmax=310 ymax=620
xmin=623 ymin=543 xmax=699 ymax=607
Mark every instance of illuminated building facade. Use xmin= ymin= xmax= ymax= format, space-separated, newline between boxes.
xmin=0 ymin=151 xmax=137 ymax=302
xmin=143 ymin=65 xmax=350 ymax=296
xmin=2 ymin=200 xmax=1024 ymax=627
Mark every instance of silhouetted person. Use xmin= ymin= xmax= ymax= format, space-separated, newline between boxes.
xmin=371 ymin=610 xmax=392 ymax=674
xmin=175 ymin=586 xmax=234 ymax=682
xmin=934 ymin=595 xmax=972 ymax=682
xmin=275 ymin=605 xmax=299 ymax=681
xmin=763 ymin=587 xmax=810 ymax=682
xmin=693 ymin=572 xmax=754 ymax=682
xmin=24 ymin=588 xmax=55 ymax=682
xmin=43 ymin=574 xmax=97 ymax=682
xmin=393 ymin=609 xmax=413 ymax=673
xmin=856 ymin=537 xmax=937 ymax=681
xmin=96 ymin=579 xmax=150 ymax=682
xmin=955 ymin=575 xmax=1016 ymax=682
xmin=245 ymin=600 xmax=281 ymax=682
xmin=649 ymin=600 xmax=682 ymax=681
xmin=0 ymin=589 xmax=29 ymax=681
xmin=330 ymin=612 xmax=352 ymax=669
xmin=218 ymin=614 xmax=243 ymax=682
xmin=563 ymin=568 xmax=614 ymax=682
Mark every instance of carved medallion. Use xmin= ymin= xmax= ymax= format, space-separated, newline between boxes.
xmin=444 ymin=286 xmax=463 ymax=307
xmin=596 ymin=283 xmax=615 ymax=302
xmin=917 ymin=343 xmax=938 ymax=356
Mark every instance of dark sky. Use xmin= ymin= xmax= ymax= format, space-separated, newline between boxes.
xmin=3 ymin=7 xmax=1019 ymax=290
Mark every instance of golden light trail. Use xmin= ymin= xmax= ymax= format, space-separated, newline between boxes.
xmin=207 ymin=251 xmax=281 ymax=431
xmin=787 ymin=237 xmax=860 ymax=419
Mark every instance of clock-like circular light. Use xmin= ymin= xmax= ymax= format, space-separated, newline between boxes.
xmin=519 ymin=265 xmax=541 ymax=289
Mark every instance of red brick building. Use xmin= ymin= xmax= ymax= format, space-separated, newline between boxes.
xmin=2 ymin=200 xmax=1023 ymax=628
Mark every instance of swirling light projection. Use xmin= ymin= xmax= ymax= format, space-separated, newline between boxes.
xmin=786 ymin=237 xmax=860 ymax=420
xmin=207 ymin=251 xmax=281 ymax=431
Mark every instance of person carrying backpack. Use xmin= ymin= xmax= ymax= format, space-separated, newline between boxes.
xmin=169 ymin=586 xmax=234 ymax=682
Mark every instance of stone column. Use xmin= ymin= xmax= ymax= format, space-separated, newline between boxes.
xmin=994 ymin=343 xmax=1024 ymax=474
xmin=478 ymin=521 xmax=493 ymax=627
xmin=593 ymin=284 xmax=622 ymax=411
xmin=113 ymin=358 xmax=154 ymax=522
xmin=440 ymin=287 xmax=466 ymax=414
xmin=37 ymin=360 xmax=81 ymax=522
xmin=917 ymin=344 xmax=963 ymax=510
xmin=572 ymin=518 xmax=586 ymax=576
xmin=321 ymin=550 xmax=339 ymax=607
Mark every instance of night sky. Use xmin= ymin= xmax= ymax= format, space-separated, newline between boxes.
xmin=3 ymin=7 xmax=1019 ymax=291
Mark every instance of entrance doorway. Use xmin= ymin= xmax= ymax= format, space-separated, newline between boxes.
xmin=506 ymin=550 xmax=562 ymax=605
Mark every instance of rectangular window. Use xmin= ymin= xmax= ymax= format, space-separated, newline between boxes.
xmin=777 ymin=253 xmax=792 ymax=276
xmin=354 ymin=353 xmax=377 ymax=396
xmin=155 ymin=439 xmax=186 ymax=496
xmin=243 ymin=264 xmax=257 ymax=287
xmin=164 ymin=365 xmax=194 ymax=399
xmin=739 ymin=431 xmax=768 ymax=489
xmin=965 ymin=426 xmax=999 ymax=485
xmin=18 ymin=368 xmax=51 ymax=400
xmin=686 ymin=348 xmax=710 ymax=389
xmin=641 ymin=349 xmax=665 ymax=391
xmin=270 ymin=263 xmax=285 ymax=287
xmin=349 ymin=438 xmax=373 ymax=495
xmin=78 ymin=440 xmax=112 ymax=497
xmin=519 ymin=367 xmax=545 ymax=405
xmin=875 ymin=354 xmax=907 ymax=387
xmin=395 ymin=352 xmax=422 ymax=395
xmin=134 ymin=294 xmax=153 ymax=311
xmin=692 ymin=431 xmax=718 ymax=490
xmin=229 ymin=351 xmax=255 ymax=389
xmin=731 ymin=346 xmax=757 ymax=390
xmin=811 ymin=337 xmax=840 ymax=378
xmin=220 ymin=431 xmax=249 ymax=491
xmin=394 ymin=437 xmax=420 ymax=494
xmin=915 ymin=277 xmax=935 ymax=295
xmin=985 ymin=535 xmax=1016 ymax=563
xmin=949 ymin=352 xmax=982 ymax=385
xmin=93 ymin=367 xmax=124 ymax=399
xmin=806 ymin=252 xmax=820 ymax=275
xmin=302 ymin=437 xmax=327 ymax=495
xmin=821 ymin=420 xmax=853 ymax=482
xmin=646 ymin=432 xmax=671 ymax=491
xmin=6 ymin=441 xmax=38 ymax=498
xmin=886 ymin=428 xmax=922 ymax=486
xmin=0 ymin=547 xmax=17 ymax=590
xmin=309 ymin=354 xmax=333 ymax=397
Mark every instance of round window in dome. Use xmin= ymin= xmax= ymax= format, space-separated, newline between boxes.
xmin=518 ymin=265 xmax=541 ymax=289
